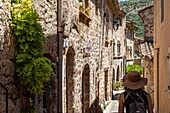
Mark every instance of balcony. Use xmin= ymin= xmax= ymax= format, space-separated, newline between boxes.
xmin=79 ymin=9 xmax=91 ymax=26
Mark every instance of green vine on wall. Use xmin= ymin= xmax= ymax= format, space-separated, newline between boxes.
xmin=11 ymin=0 xmax=54 ymax=94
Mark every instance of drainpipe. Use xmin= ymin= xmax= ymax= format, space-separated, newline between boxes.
xmin=57 ymin=0 xmax=63 ymax=112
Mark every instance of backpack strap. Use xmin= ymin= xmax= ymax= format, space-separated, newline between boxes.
xmin=124 ymin=91 xmax=135 ymax=102
xmin=124 ymin=90 xmax=148 ymax=107
xmin=135 ymin=92 xmax=148 ymax=108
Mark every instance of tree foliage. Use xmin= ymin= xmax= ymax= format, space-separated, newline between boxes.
xmin=126 ymin=64 xmax=143 ymax=75
xmin=11 ymin=0 xmax=54 ymax=94
xmin=119 ymin=0 xmax=153 ymax=38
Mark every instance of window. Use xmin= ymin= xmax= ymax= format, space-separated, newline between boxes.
xmin=95 ymin=0 xmax=98 ymax=15
xmin=118 ymin=17 xmax=122 ymax=26
xmin=113 ymin=42 xmax=115 ymax=56
xmin=105 ymin=11 xmax=109 ymax=37
xmin=106 ymin=11 xmax=109 ymax=23
xmin=161 ymin=0 xmax=164 ymax=23
xmin=129 ymin=47 xmax=132 ymax=58
xmin=117 ymin=42 xmax=121 ymax=56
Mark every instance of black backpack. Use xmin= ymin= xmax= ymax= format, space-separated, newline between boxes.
xmin=124 ymin=90 xmax=148 ymax=113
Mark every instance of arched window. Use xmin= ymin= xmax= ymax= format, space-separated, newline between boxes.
xmin=117 ymin=41 xmax=121 ymax=56
xmin=95 ymin=0 xmax=98 ymax=15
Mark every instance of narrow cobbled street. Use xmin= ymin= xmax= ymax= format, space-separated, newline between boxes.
xmin=0 ymin=0 xmax=170 ymax=112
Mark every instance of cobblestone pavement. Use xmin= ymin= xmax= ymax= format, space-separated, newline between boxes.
xmin=104 ymin=100 xmax=119 ymax=113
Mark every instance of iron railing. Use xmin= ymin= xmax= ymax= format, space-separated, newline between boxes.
xmin=0 ymin=83 xmax=8 ymax=113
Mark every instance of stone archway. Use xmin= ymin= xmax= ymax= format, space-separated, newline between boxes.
xmin=95 ymin=73 xmax=100 ymax=113
xmin=66 ymin=47 xmax=75 ymax=113
xmin=121 ymin=62 xmax=123 ymax=78
xmin=34 ymin=53 xmax=56 ymax=113
xmin=82 ymin=64 xmax=90 ymax=113
xmin=43 ymin=53 xmax=55 ymax=113
xmin=116 ymin=66 xmax=119 ymax=81
xmin=104 ymin=70 xmax=108 ymax=101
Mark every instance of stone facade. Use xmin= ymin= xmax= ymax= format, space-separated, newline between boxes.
xmin=138 ymin=6 xmax=154 ymax=105
xmin=125 ymin=20 xmax=137 ymax=66
xmin=0 ymin=0 xmax=27 ymax=112
xmin=133 ymin=37 xmax=143 ymax=65
xmin=0 ymin=0 xmax=126 ymax=112
xmin=139 ymin=6 xmax=154 ymax=43
xmin=0 ymin=0 xmax=58 ymax=112
xmin=33 ymin=0 xmax=58 ymax=112
xmin=112 ymin=15 xmax=126 ymax=82
xmin=62 ymin=0 xmax=126 ymax=112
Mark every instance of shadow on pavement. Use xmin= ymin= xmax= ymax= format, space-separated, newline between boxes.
xmin=89 ymin=97 xmax=103 ymax=113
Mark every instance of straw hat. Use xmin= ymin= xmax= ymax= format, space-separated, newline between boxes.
xmin=123 ymin=71 xmax=148 ymax=89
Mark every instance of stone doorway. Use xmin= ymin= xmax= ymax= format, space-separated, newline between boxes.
xmin=104 ymin=70 xmax=108 ymax=101
xmin=66 ymin=47 xmax=75 ymax=113
xmin=82 ymin=64 xmax=90 ymax=113
xmin=34 ymin=53 xmax=55 ymax=113
xmin=116 ymin=66 xmax=119 ymax=81
xmin=112 ymin=68 xmax=115 ymax=99
xmin=95 ymin=74 xmax=100 ymax=113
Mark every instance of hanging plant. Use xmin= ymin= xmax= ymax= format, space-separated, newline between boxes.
xmin=85 ymin=7 xmax=91 ymax=15
xmin=79 ymin=2 xmax=84 ymax=10
xmin=11 ymin=0 xmax=54 ymax=94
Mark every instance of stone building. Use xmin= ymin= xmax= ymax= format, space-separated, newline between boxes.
xmin=133 ymin=37 xmax=143 ymax=65
xmin=112 ymin=10 xmax=126 ymax=82
xmin=0 ymin=0 xmax=126 ymax=113
xmin=125 ymin=20 xmax=137 ymax=66
xmin=138 ymin=6 xmax=154 ymax=105
xmin=0 ymin=1 xmax=21 ymax=112
xmin=62 ymin=0 xmax=126 ymax=112
xmin=0 ymin=0 xmax=58 ymax=112
xmin=154 ymin=0 xmax=170 ymax=112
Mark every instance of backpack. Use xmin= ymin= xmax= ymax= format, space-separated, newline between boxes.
xmin=124 ymin=90 xmax=148 ymax=113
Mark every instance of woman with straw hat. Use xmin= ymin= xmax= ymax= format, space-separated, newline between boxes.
xmin=118 ymin=71 xmax=153 ymax=113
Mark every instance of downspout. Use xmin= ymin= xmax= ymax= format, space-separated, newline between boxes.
xmin=57 ymin=0 xmax=63 ymax=112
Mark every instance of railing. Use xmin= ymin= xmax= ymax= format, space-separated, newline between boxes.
xmin=0 ymin=83 xmax=8 ymax=113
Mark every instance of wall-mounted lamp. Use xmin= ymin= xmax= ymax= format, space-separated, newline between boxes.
xmin=63 ymin=38 xmax=69 ymax=48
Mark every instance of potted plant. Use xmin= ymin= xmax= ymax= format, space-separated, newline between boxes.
xmin=85 ymin=7 xmax=91 ymax=15
xmin=79 ymin=2 xmax=84 ymax=10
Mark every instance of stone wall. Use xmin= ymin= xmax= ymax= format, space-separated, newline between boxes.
xmin=61 ymin=0 xmax=117 ymax=112
xmin=62 ymin=0 xmax=102 ymax=112
xmin=138 ymin=6 xmax=154 ymax=105
xmin=0 ymin=0 xmax=125 ymax=112
xmin=143 ymin=59 xmax=154 ymax=105
xmin=0 ymin=1 xmax=28 ymax=112
xmin=33 ymin=0 xmax=58 ymax=112
xmin=0 ymin=0 xmax=58 ymax=112
xmin=139 ymin=6 xmax=154 ymax=43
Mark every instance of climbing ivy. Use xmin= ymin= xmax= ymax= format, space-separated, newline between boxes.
xmin=11 ymin=0 xmax=54 ymax=94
